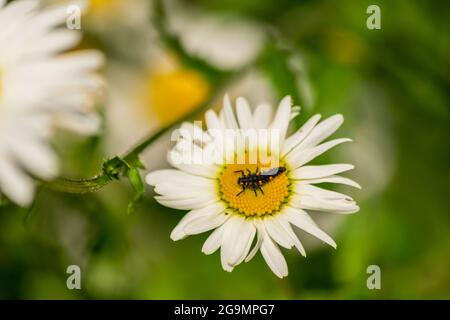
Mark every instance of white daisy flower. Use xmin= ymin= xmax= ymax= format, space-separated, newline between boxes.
xmin=166 ymin=0 xmax=265 ymax=70
xmin=146 ymin=95 xmax=360 ymax=278
xmin=0 ymin=0 xmax=104 ymax=206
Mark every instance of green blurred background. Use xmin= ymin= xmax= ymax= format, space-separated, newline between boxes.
xmin=0 ymin=0 xmax=449 ymax=299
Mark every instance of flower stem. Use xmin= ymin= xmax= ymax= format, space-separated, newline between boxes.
xmin=42 ymin=73 xmax=240 ymax=194
xmin=44 ymin=175 xmax=111 ymax=194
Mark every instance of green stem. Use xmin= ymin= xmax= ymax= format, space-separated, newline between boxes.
xmin=42 ymin=74 xmax=241 ymax=194
xmin=45 ymin=175 xmax=111 ymax=194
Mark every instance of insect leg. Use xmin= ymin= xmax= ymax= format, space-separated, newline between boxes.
xmin=234 ymin=170 xmax=245 ymax=177
xmin=236 ymin=186 xmax=246 ymax=196
xmin=259 ymin=187 xmax=264 ymax=195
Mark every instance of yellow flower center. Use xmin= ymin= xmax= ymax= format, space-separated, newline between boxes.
xmin=87 ymin=0 xmax=122 ymax=16
xmin=219 ymin=162 xmax=290 ymax=217
xmin=146 ymin=68 xmax=210 ymax=126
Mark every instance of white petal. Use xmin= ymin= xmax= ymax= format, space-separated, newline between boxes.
xmin=269 ymin=96 xmax=292 ymax=144
xmin=0 ymin=154 xmax=35 ymax=206
xmin=264 ymin=218 xmax=293 ymax=249
xmin=282 ymin=114 xmax=321 ymax=156
xmin=183 ymin=212 xmax=230 ymax=235
xmin=170 ymin=202 xmax=226 ymax=240
xmin=0 ymin=1 xmax=38 ymax=34
xmin=8 ymin=134 xmax=58 ymax=180
xmin=245 ymin=219 xmax=264 ymax=262
xmin=253 ymin=103 xmax=272 ymax=129
xmin=179 ymin=122 xmax=211 ymax=145
xmin=221 ymin=249 xmax=234 ymax=272
xmin=298 ymin=114 xmax=344 ymax=150
xmin=260 ymin=233 xmax=288 ymax=278
xmin=205 ymin=109 xmax=224 ymax=131
xmin=286 ymin=138 xmax=352 ymax=169
xmin=146 ymin=169 xmax=214 ymax=187
xmin=294 ymin=183 xmax=354 ymax=201
xmin=278 ymin=217 xmax=306 ymax=257
xmin=221 ymin=94 xmax=239 ymax=129
xmin=55 ymin=111 xmax=101 ymax=135
xmin=291 ymin=164 xmax=354 ymax=180
xmin=284 ymin=207 xmax=337 ymax=248
xmin=154 ymin=182 xmax=214 ymax=199
xmin=155 ymin=196 xmax=216 ymax=210
xmin=220 ymin=219 xmax=238 ymax=272
xmin=291 ymin=194 xmax=359 ymax=214
xmin=236 ymin=97 xmax=254 ymax=129
xmin=168 ymin=150 xmax=219 ymax=178
xmin=228 ymin=218 xmax=256 ymax=266
xmin=26 ymin=30 xmax=81 ymax=56
xmin=300 ymin=175 xmax=361 ymax=189
xmin=173 ymin=138 xmax=217 ymax=166
xmin=202 ymin=223 xmax=227 ymax=255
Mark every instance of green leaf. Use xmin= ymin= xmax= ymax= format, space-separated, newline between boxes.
xmin=126 ymin=167 xmax=145 ymax=215
xmin=101 ymin=155 xmax=146 ymax=214
xmin=102 ymin=156 xmax=128 ymax=179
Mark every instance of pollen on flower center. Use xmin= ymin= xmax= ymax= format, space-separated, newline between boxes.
xmin=219 ymin=162 xmax=290 ymax=217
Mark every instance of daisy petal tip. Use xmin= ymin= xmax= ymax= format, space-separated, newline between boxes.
xmin=297 ymin=247 xmax=307 ymax=258
xmin=15 ymin=193 xmax=34 ymax=208
xmin=236 ymin=96 xmax=249 ymax=107
xmin=222 ymin=264 xmax=234 ymax=273
xmin=339 ymin=138 xmax=353 ymax=144
xmin=170 ymin=230 xmax=185 ymax=241
xmin=144 ymin=172 xmax=158 ymax=186
xmin=201 ymin=248 xmax=212 ymax=255
xmin=276 ymin=271 xmax=288 ymax=279
xmin=280 ymin=95 xmax=292 ymax=107
xmin=223 ymin=94 xmax=232 ymax=107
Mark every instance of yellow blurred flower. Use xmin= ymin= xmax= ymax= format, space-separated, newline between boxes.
xmin=86 ymin=0 xmax=125 ymax=18
xmin=105 ymin=51 xmax=210 ymax=156
xmin=145 ymin=67 xmax=210 ymax=126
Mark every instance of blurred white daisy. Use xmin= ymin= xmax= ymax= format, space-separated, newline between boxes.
xmin=165 ymin=0 xmax=265 ymax=70
xmin=0 ymin=0 xmax=104 ymax=206
xmin=104 ymin=48 xmax=275 ymax=169
xmin=104 ymin=49 xmax=210 ymax=156
xmin=146 ymin=95 xmax=360 ymax=278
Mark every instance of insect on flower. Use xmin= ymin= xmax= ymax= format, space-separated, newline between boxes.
xmin=235 ymin=167 xmax=287 ymax=197
xmin=146 ymin=95 xmax=360 ymax=278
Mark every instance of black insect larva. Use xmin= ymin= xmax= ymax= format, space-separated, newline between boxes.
xmin=234 ymin=166 xmax=287 ymax=197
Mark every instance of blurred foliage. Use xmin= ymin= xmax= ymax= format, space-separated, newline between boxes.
xmin=0 ymin=0 xmax=449 ymax=299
